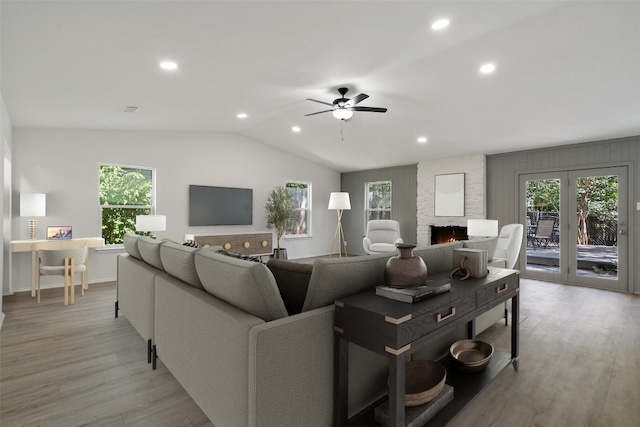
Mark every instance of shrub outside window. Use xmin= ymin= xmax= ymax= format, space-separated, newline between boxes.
xmin=100 ymin=164 xmax=154 ymax=245
xmin=286 ymin=181 xmax=311 ymax=237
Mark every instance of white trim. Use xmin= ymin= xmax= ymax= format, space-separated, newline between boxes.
xmin=0 ymin=312 xmax=4 ymax=330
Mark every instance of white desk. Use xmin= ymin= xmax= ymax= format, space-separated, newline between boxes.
xmin=10 ymin=237 xmax=105 ymax=297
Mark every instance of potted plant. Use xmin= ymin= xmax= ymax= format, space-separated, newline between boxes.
xmin=264 ymin=185 xmax=296 ymax=259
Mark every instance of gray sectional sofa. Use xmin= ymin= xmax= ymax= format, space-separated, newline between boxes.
xmin=116 ymin=234 xmax=501 ymax=427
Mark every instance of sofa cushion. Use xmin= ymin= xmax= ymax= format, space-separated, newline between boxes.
xmin=123 ymin=233 xmax=143 ymax=260
xmin=160 ymin=241 xmax=204 ymax=289
xmin=413 ymin=241 xmax=464 ymax=276
xmin=266 ymin=259 xmax=313 ymax=315
xmin=137 ymin=236 xmax=165 ymax=271
xmin=195 ymin=251 xmax=288 ymax=321
xmin=301 ymin=253 xmax=391 ymax=312
xmin=462 ymin=237 xmax=498 ymax=261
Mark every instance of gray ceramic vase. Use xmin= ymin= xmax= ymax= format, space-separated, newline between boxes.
xmin=384 ymin=243 xmax=428 ymax=288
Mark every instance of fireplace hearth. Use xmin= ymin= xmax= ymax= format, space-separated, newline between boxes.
xmin=431 ymin=225 xmax=468 ymax=245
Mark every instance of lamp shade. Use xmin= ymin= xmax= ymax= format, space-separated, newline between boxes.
xmin=136 ymin=215 xmax=166 ymax=232
xmin=467 ymin=219 xmax=499 ymax=237
xmin=332 ymin=108 xmax=353 ymax=120
xmin=328 ymin=192 xmax=351 ymax=210
xmin=20 ymin=193 xmax=46 ymax=217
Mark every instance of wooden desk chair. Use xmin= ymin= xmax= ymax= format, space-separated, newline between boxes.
xmin=37 ymin=247 xmax=88 ymax=305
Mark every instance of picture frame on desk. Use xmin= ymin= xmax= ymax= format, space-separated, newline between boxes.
xmin=47 ymin=226 xmax=72 ymax=240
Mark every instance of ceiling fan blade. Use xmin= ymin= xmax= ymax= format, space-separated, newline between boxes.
xmin=345 ymin=93 xmax=369 ymax=107
xmin=306 ymin=98 xmax=333 ymax=107
xmin=349 ymin=106 xmax=388 ymax=113
xmin=304 ymin=109 xmax=334 ymax=116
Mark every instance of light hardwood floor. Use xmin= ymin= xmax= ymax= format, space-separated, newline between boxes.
xmin=0 ymin=283 xmax=213 ymax=427
xmin=1 ymin=279 xmax=639 ymax=426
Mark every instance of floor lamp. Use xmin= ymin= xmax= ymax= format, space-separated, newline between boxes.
xmin=329 ymin=192 xmax=350 ymax=258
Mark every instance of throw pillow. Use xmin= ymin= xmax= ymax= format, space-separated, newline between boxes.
xmin=266 ymin=259 xmax=313 ymax=315
xmin=216 ymin=249 xmax=262 ymax=263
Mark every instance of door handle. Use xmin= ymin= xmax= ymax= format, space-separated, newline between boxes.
xmin=619 ymin=230 xmax=626 ymax=235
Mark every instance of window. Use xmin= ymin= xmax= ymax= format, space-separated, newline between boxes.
xmin=99 ymin=164 xmax=154 ymax=245
xmin=366 ymin=181 xmax=392 ymax=221
xmin=285 ymin=181 xmax=311 ymax=236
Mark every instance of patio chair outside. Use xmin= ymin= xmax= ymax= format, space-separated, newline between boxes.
xmin=530 ymin=217 xmax=557 ymax=250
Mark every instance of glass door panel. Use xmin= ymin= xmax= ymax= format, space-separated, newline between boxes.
xmin=568 ymin=167 xmax=627 ymax=291
xmin=521 ymin=173 xmax=567 ymax=283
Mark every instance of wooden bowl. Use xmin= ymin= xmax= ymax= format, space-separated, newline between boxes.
xmin=403 ymin=360 xmax=447 ymax=406
xmin=448 ymin=340 xmax=494 ymax=372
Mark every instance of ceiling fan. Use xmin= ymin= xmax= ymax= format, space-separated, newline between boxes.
xmin=305 ymin=87 xmax=387 ymax=120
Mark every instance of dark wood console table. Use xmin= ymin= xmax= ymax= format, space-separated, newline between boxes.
xmin=333 ymin=267 xmax=519 ymax=427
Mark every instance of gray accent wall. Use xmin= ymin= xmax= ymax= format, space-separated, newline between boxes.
xmin=486 ymin=135 xmax=639 ymax=294
xmin=341 ymin=164 xmax=417 ymax=255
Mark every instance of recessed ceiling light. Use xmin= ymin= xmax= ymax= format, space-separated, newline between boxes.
xmin=480 ymin=63 xmax=496 ymax=74
xmin=418 ymin=137 xmax=428 ymax=144
xmin=431 ymin=19 xmax=450 ymax=30
xmin=237 ymin=113 xmax=248 ymax=119
xmin=160 ymin=61 xmax=178 ymax=71
xmin=292 ymin=126 xmax=301 ymax=133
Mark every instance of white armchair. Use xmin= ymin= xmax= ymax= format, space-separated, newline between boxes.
xmin=489 ymin=224 xmax=524 ymax=269
xmin=363 ymin=220 xmax=403 ymax=255
xmin=477 ymin=224 xmax=524 ymax=334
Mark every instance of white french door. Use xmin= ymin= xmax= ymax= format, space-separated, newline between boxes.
xmin=520 ymin=167 xmax=628 ymax=292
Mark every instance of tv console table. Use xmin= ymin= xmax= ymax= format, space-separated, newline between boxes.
xmin=334 ymin=267 xmax=519 ymax=427
xmin=194 ymin=232 xmax=272 ymax=256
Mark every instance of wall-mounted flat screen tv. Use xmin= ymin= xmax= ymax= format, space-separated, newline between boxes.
xmin=189 ymin=185 xmax=253 ymax=226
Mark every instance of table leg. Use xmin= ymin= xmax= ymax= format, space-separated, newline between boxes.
xmin=64 ymin=258 xmax=69 ymax=306
xmin=467 ymin=318 xmax=476 ymax=339
xmin=334 ymin=333 xmax=349 ymax=427
xmin=31 ymin=249 xmax=37 ymax=297
xmin=388 ymin=353 xmax=406 ymax=427
xmin=511 ymin=292 xmax=520 ymax=371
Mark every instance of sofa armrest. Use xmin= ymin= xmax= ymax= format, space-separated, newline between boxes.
xmin=248 ymin=307 xmax=388 ymax=426
xmin=154 ymin=276 xmax=264 ymax=427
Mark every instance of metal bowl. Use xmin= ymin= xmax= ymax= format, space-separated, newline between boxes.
xmin=448 ymin=340 xmax=494 ymax=372
xmin=403 ymin=360 xmax=447 ymax=406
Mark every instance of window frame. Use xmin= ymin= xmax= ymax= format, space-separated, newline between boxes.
xmin=365 ymin=180 xmax=393 ymax=226
xmin=284 ymin=180 xmax=312 ymax=238
xmin=99 ymin=163 xmax=156 ymax=246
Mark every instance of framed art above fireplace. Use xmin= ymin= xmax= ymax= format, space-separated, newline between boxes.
xmin=435 ymin=173 xmax=465 ymax=216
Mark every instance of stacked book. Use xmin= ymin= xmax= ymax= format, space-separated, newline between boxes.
xmin=375 ymin=282 xmax=451 ymax=303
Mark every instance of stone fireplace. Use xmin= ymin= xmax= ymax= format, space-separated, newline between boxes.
xmin=430 ymin=225 xmax=468 ymax=245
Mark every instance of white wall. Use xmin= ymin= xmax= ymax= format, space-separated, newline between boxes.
xmin=10 ymin=128 xmax=340 ymax=293
xmin=417 ymin=154 xmax=486 ymax=246
xmin=1 ymin=95 xmax=11 ymax=321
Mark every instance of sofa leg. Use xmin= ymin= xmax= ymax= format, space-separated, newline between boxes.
xmin=115 ymin=301 xmax=119 ymax=318
xmin=147 ymin=339 xmax=153 ymax=364
xmin=504 ymin=307 xmax=509 ymax=326
xmin=152 ymin=345 xmax=157 ymax=370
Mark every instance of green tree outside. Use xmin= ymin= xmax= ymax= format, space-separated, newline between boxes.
xmin=100 ymin=166 xmax=152 ymax=245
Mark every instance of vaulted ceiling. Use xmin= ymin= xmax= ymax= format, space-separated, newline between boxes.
xmin=2 ymin=1 xmax=639 ymax=172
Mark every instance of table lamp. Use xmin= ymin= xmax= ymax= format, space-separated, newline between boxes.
xmin=136 ymin=215 xmax=166 ymax=239
xmin=328 ymin=192 xmax=351 ymax=258
xmin=20 ymin=193 xmax=46 ymax=240
xmin=467 ymin=219 xmax=499 ymax=239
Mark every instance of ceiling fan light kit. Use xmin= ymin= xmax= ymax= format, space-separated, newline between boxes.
xmin=306 ymin=87 xmax=387 ymax=121
xmin=332 ymin=109 xmax=353 ymax=120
